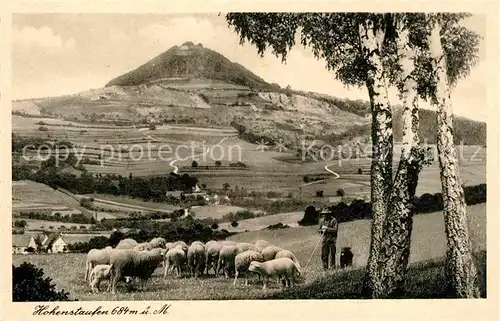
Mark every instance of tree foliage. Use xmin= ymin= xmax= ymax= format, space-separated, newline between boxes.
xmin=13 ymin=262 xmax=73 ymax=301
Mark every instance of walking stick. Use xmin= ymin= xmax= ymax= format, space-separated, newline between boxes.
xmin=304 ymin=228 xmax=325 ymax=272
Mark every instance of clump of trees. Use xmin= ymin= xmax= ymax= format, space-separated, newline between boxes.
xmin=226 ymin=12 xmax=481 ymax=298
xmin=12 ymin=262 xmax=73 ymax=301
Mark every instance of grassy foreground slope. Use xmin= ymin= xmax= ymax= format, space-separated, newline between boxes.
xmin=12 ymin=204 xmax=485 ymax=300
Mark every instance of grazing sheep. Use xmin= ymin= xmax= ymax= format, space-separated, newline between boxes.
xmin=275 ymin=249 xmax=301 ymax=268
xmin=115 ymin=238 xmax=138 ymax=250
xmin=205 ymin=240 xmax=218 ymax=248
xmin=89 ymin=264 xmax=113 ymax=294
xmin=187 ymin=242 xmax=206 ymax=278
xmin=149 ymin=237 xmax=167 ymax=249
xmin=205 ymin=242 xmax=223 ymax=275
xmin=340 ymin=247 xmax=354 ymax=268
xmin=85 ymin=247 xmax=114 ymax=281
xmin=165 ymin=242 xmax=175 ymax=250
xmin=191 ymin=240 xmax=205 ymax=247
xmin=254 ymin=240 xmax=271 ymax=252
xmin=172 ymin=240 xmax=188 ymax=253
xmin=133 ymin=242 xmax=153 ymax=251
xmin=274 ymin=249 xmax=301 ymax=285
xmin=164 ymin=248 xmax=187 ymax=278
xmin=237 ymin=242 xmax=259 ymax=253
xmin=108 ymin=248 xmax=164 ymax=294
xmin=233 ymin=250 xmax=264 ymax=286
xmin=248 ymin=257 xmax=301 ymax=290
xmin=261 ymin=245 xmax=282 ymax=261
xmin=217 ymin=245 xmax=241 ymax=278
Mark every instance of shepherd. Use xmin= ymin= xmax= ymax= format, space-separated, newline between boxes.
xmin=318 ymin=208 xmax=338 ymax=270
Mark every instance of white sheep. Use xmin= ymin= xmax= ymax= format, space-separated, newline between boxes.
xmin=164 ymin=248 xmax=187 ymax=278
xmin=254 ymin=240 xmax=271 ymax=252
xmin=233 ymin=250 xmax=264 ymax=286
xmin=172 ymin=240 xmax=188 ymax=253
xmin=84 ymin=247 xmax=113 ymax=282
xmin=149 ymin=237 xmax=167 ymax=249
xmin=275 ymin=249 xmax=301 ymax=268
xmin=217 ymin=245 xmax=241 ymax=278
xmin=248 ymin=257 xmax=301 ymax=290
xmin=274 ymin=249 xmax=301 ymax=285
xmin=89 ymin=264 xmax=113 ymax=294
xmin=205 ymin=240 xmax=218 ymax=249
xmin=205 ymin=242 xmax=223 ymax=276
xmin=115 ymin=238 xmax=138 ymax=250
xmin=187 ymin=242 xmax=205 ymax=278
xmin=133 ymin=242 xmax=153 ymax=251
xmin=165 ymin=242 xmax=175 ymax=250
xmin=261 ymin=245 xmax=282 ymax=261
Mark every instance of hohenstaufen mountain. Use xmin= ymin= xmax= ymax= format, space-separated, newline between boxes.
xmin=13 ymin=41 xmax=486 ymax=148
xmin=106 ymin=42 xmax=275 ymax=91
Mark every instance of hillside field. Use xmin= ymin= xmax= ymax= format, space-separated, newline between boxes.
xmin=12 ymin=203 xmax=485 ymax=300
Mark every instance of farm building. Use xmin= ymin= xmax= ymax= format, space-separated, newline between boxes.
xmin=12 ymin=235 xmax=38 ymax=254
xmin=41 ymin=232 xmax=103 ymax=253
xmin=42 ymin=232 xmax=68 ymax=253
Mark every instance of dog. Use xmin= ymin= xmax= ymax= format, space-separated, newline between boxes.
xmin=340 ymin=247 xmax=354 ymax=268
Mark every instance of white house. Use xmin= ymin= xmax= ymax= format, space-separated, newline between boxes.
xmin=42 ymin=232 xmax=69 ymax=253
xmin=12 ymin=235 xmax=37 ymax=254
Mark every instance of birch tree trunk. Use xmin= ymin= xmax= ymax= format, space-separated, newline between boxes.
xmin=428 ymin=19 xmax=480 ymax=298
xmin=375 ymin=20 xmax=424 ymax=298
xmin=358 ymin=16 xmax=394 ymax=297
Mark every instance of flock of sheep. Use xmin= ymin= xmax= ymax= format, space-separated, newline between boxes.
xmin=86 ymin=237 xmax=302 ymax=294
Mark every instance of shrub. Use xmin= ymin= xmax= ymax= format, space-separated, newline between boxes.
xmin=37 ymin=126 xmax=49 ymax=131
xmin=316 ymin=190 xmax=324 ymax=197
xmin=266 ymin=222 xmax=290 ymax=230
xmin=79 ymin=197 xmax=93 ymax=209
xmin=267 ymin=191 xmax=282 ymax=198
xmin=231 ymin=221 xmax=239 ymax=227
xmin=149 ymin=123 xmax=156 ymax=130
xmin=298 ymin=205 xmax=319 ymax=226
xmin=14 ymin=220 xmax=27 ymax=228
xmin=192 ymin=160 xmax=198 ymax=168
xmin=336 ymin=189 xmax=345 ymax=197
xmin=215 ymin=160 xmax=222 ymax=167
xmin=12 ymin=262 xmax=73 ymax=301
xmin=211 ymin=223 xmax=219 ymax=230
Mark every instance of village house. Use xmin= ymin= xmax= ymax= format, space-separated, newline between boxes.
xmin=12 ymin=235 xmax=38 ymax=254
xmin=41 ymin=232 xmax=101 ymax=253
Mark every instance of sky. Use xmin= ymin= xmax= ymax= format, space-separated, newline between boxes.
xmin=12 ymin=13 xmax=488 ymax=122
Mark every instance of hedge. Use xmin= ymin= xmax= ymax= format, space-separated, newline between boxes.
xmin=298 ymin=183 xmax=486 ymax=226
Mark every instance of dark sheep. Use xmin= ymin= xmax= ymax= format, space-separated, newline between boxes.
xmin=108 ymin=248 xmax=164 ymax=294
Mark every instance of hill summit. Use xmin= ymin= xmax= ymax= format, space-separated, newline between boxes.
xmin=105 ymin=41 xmax=274 ymax=90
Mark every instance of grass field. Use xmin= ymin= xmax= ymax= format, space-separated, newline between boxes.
xmin=12 ymin=203 xmax=485 ymax=300
xmin=190 ymin=205 xmax=249 ymax=220
xmin=79 ymin=194 xmax=179 ymax=213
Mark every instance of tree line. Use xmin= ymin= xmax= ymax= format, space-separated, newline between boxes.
xmin=298 ymin=183 xmax=486 ymax=226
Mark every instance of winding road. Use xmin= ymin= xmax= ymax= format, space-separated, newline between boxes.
xmin=300 ymin=163 xmax=341 ymax=189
